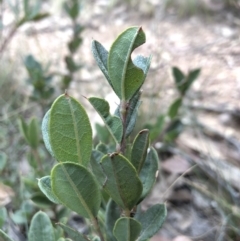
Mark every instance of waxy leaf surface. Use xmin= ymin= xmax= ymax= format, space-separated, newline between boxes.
xmin=89 ymin=97 xmax=122 ymax=143
xmin=113 ymin=217 xmax=141 ymax=241
xmin=108 ymin=27 xmax=146 ymax=100
xmin=49 ymin=94 xmax=92 ymax=166
xmin=28 ymin=211 xmax=55 ymax=241
xmin=101 ymin=153 xmax=142 ymax=210
xmin=51 ymin=162 xmax=101 ymax=219
xmin=136 ymin=204 xmax=167 ymax=241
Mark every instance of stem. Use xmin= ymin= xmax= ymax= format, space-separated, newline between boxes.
xmin=92 ymin=217 xmax=105 ymax=241
xmin=119 ymin=101 xmax=128 ymax=154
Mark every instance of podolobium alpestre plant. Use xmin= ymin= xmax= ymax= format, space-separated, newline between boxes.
xmin=38 ymin=26 xmax=166 ymax=241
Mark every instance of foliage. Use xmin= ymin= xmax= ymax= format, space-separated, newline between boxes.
xmin=145 ymin=66 xmax=200 ymax=143
xmin=32 ymin=26 xmax=167 ymax=241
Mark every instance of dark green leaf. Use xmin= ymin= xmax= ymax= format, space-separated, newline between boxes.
xmin=18 ymin=117 xmax=30 ymax=144
xmin=28 ymin=211 xmax=55 ymax=241
xmin=28 ymin=117 xmax=39 ymax=149
xmin=101 ymin=153 xmax=142 ymax=210
xmin=108 ymin=27 xmax=146 ymax=100
xmin=89 ymin=97 xmax=123 ymax=143
xmin=63 ymin=0 xmax=79 ymax=20
xmin=130 ymin=129 xmax=149 ymax=173
xmin=49 ymin=94 xmax=92 ymax=166
xmin=113 ymin=217 xmax=141 ymax=241
xmin=172 ymin=67 xmax=185 ymax=86
xmin=65 ymin=56 xmax=80 ymax=72
xmin=68 ymin=37 xmax=82 ymax=54
xmin=168 ymin=98 xmax=182 ymax=120
xmin=51 ymin=162 xmax=101 ymax=219
xmin=182 ymin=68 xmax=201 ymax=94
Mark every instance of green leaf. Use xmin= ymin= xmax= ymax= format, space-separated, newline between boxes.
xmin=181 ymin=68 xmax=201 ymax=94
xmin=30 ymin=13 xmax=50 ymax=22
xmin=89 ymin=97 xmax=123 ymax=143
xmin=106 ymin=199 xmax=121 ymax=241
xmin=108 ymin=26 xmax=146 ymax=100
xmin=49 ymin=94 xmax=92 ymax=166
xmin=130 ymin=129 xmax=149 ymax=174
xmin=18 ymin=117 xmax=30 ymax=144
xmin=136 ymin=204 xmax=167 ymax=241
xmin=63 ymin=0 xmax=79 ymax=20
xmin=101 ymin=153 xmax=142 ymax=210
xmin=91 ymin=40 xmax=113 ymax=89
xmin=68 ymin=37 xmax=82 ymax=54
xmin=65 ymin=56 xmax=80 ymax=72
xmin=0 ymin=229 xmax=15 ymax=241
xmin=57 ymin=223 xmax=90 ymax=241
xmin=172 ymin=67 xmax=185 ymax=87
xmin=28 ymin=211 xmax=55 ymax=241
xmin=96 ymin=142 xmax=108 ymax=154
xmin=113 ymin=217 xmax=141 ymax=241
xmin=38 ymin=176 xmax=61 ymax=204
xmin=41 ymin=110 xmax=55 ymax=158
xmin=28 ymin=117 xmax=39 ymax=149
xmin=51 ymin=162 xmax=101 ymax=219
xmin=0 ymin=151 xmax=7 ymax=171
xmin=138 ymin=147 xmax=159 ymax=203
xmin=168 ymin=98 xmax=182 ymax=120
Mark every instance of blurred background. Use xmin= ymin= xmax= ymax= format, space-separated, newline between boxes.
xmin=0 ymin=0 xmax=240 ymax=240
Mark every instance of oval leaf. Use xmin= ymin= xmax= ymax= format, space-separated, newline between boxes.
xmin=130 ymin=129 xmax=149 ymax=173
xmin=168 ymin=98 xmax=182 ymax=120
xmin=135 ymin=204 xmax=167 ymax=241
xmin=51 ymin=162 xmax=101 ymax=219
xmin=89 ymin=97 xmax=122 ymax=143
xmin=38 ymin=176 xmax=61 ymax=204
xmin=28 ymin=117 xmax=39 ymax=149
xmin=113 ymin=217 xmax=141 ymax=241
xmin=28 ymin=211 xmax=55 ymax=241
xmin=49 ymin=94 xmax=92 ymax=166
xmin=101 ymin=153 xmax=142 ymax=210
xmin=108 ymin=27 xmax=146 ymax=100
xmin=41 ymin=110 xmax=55 ymax=157
xmin=138 ymin=147 xmax=159 ymax=203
